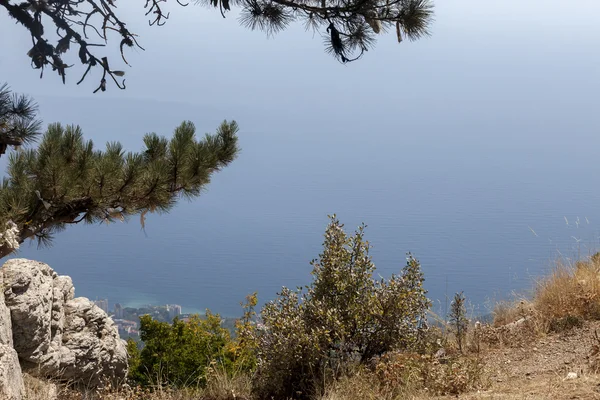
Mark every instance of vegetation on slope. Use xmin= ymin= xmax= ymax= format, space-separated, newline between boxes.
xmin=23 ymin=229 xmax=600 ymax=400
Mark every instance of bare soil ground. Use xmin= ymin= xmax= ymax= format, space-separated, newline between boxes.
xmin=433 ymin=321 xmax=600 ymax=399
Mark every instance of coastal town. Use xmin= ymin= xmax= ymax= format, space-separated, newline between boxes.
xmin=92 ymin=300 xmax=185 ymax=339
xmin=92 ymin=299 xmax=238 ymax=340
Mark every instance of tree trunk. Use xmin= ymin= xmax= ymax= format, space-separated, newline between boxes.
xmin=0 ymin=244 xmax=15 ymax=260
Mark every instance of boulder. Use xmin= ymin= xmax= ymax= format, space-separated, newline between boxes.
xmin=59 ymin=297 xmax=128 ymax=385
xmin=0 ymin=262 xmax=24 ymax=399
xmin=1 ymin=258 xmax=128 ymax=387
xmin=0 ymin=278 xmax=13 ymax=347
xmin=2 ymin=259 xmax=58 ymax=368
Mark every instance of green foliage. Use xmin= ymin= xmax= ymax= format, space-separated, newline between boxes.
xmin=126 ymin=338 xmax=146 ymax=384
xmin=252 ymin=215 xmax=431 ymax=399
xmin=0 ymin=119 xmax=239 ymax=258
xmin=449 ymin=292 xmax=468 ymax=353
xmin=0 ymin=83 xmax=41 ymax=157
xmin=129 ymin=312 xmax=234 ymax=387
xmin=128 ymin=305 xmax=258 ymax=389
xmin=231 ymin=293 xmax=259 ymax=371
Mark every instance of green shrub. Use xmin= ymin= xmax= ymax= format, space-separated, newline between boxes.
xmin=252 ymin=215 xmax=431 ymax=399
xmin=127 ymin=310 xmax=255 ymax=388
xmin=126 ymin=338 xmax=145 ymax=384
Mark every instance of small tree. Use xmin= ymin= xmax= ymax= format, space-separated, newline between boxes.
xmin=128 ymin=305 xmax=258 ymax=388
xmin=253 ymin=215 xmax=431 ymax=399
xmin=125 ymin=338 xmax=145 ymax=385
xmin=130 ymin=312 xmax=236 ymax=387
xmin=449 ymin=291 xmax=468 ymax=353
xmin=0 ymin=87 xmax=239 ymax=259
xmin=231 ymin=292 xmax=259 ymax=371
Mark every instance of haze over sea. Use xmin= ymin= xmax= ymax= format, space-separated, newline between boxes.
xmin=1 ymin=0 xmax=599 ymax=317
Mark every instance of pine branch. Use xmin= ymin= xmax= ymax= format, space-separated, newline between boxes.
xmin=0 ymin=120 xmax=240 ymax=259
xmin=0 ymin=83 xmax=42 ymax=157
xmin=228 ymin=0 xmax=433 ymax=62
xmin=2 ymin=0 xmax=434 ymax=91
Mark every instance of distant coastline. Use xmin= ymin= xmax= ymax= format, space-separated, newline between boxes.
xmin=91 ymin=300 xmax=239 ymax=340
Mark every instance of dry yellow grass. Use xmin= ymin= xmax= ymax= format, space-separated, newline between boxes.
xmin=23 ymin=373 xmax=58 ymax=400
xmin=320 ymin=254 xmax=600 ymax=400
xmin=492 ymin=298 xmax=534 ymax=327
xmin=319 ymin=359 xmax=487 ymax=400
xmin=492 ymin=254 xmax=600 ymax=335
xmin=425 ymin=372 xmax=600 ymax=399
xmin=533 ymin=256 xmax=600 ymax=324
xmin=22 ymin=368 xmax=251 ymax=400
xmin=202 ymin=366 xmax=253 ymax=400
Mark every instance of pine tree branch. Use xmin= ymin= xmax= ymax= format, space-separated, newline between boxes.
xmin=2 ymin=0 xmax=433 ymax=90
xmin=0 ymin=136 xmax=22 ymax=147
xmin=0 ymin=83 xmax=42 ymax=157
xmin=0 ymin=120 xmax=240 ymax=258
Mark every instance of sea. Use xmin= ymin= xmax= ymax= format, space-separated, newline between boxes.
xmin=3 ymin=93 xmax=600 ymax=319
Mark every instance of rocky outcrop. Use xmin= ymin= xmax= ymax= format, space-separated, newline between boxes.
xmin=0 ymin=258 xmax=128 ymax=394
xmin=0 ymin=266 xmax=23 ymax=400
xmin=0 ymin=344 xmax=24 ymax=400
xmin=0 ymin=282 xmax=13 ymax=348
xmin=2 ymin=260 xmax=59 ymax=368
xmin=59 ymin=297 xmax=128 ymax=383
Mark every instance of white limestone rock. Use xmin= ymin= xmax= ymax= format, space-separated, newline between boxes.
xmin=0 ymin=344 xmax=24 ymax=400
xmin=2 ymin=259 xmax=55 ymax=365
xmin=1 ymin=258 xmax=128 ymax=387
xmin=59 ymin=297 xmax=128 ymax=386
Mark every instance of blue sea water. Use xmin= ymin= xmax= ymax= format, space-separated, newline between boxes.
xmin=4 ymin=94 xmax=600 ymax=319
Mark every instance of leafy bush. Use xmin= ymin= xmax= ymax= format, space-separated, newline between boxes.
xmin=127 ymin=309 xmax=256 ymax=388
xmin=126 ymin=338 xmax=145 ymax=385
xmin=252 ymin=215 xmax=431 ymax=399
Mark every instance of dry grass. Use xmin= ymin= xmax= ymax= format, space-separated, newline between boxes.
xmin=492 ymin=254 xmax=600 ymax=336
xmin=534 ymin=256 xmax=600 ymax=324
xmin=26 ymin=355 xmax=484 ymax=400
xmin=23 ymin=373 xmax=58 ymax=400
xmin=202 ymin=366 xmax=253 ymax=400
xmin=317 ymin=351 xmax=487 ymax=400
xmin=24 ymin=368 xmax=252 ymax=400
xmin=320 ymin=371 xmax=403 ymax=400
xmin=492 ymin=298 xmax=534 ymax=328
xmin=38 ymin=385 xmax=201 ymax=400
xmin=429 ymin=372 xmax=600 ymax=399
